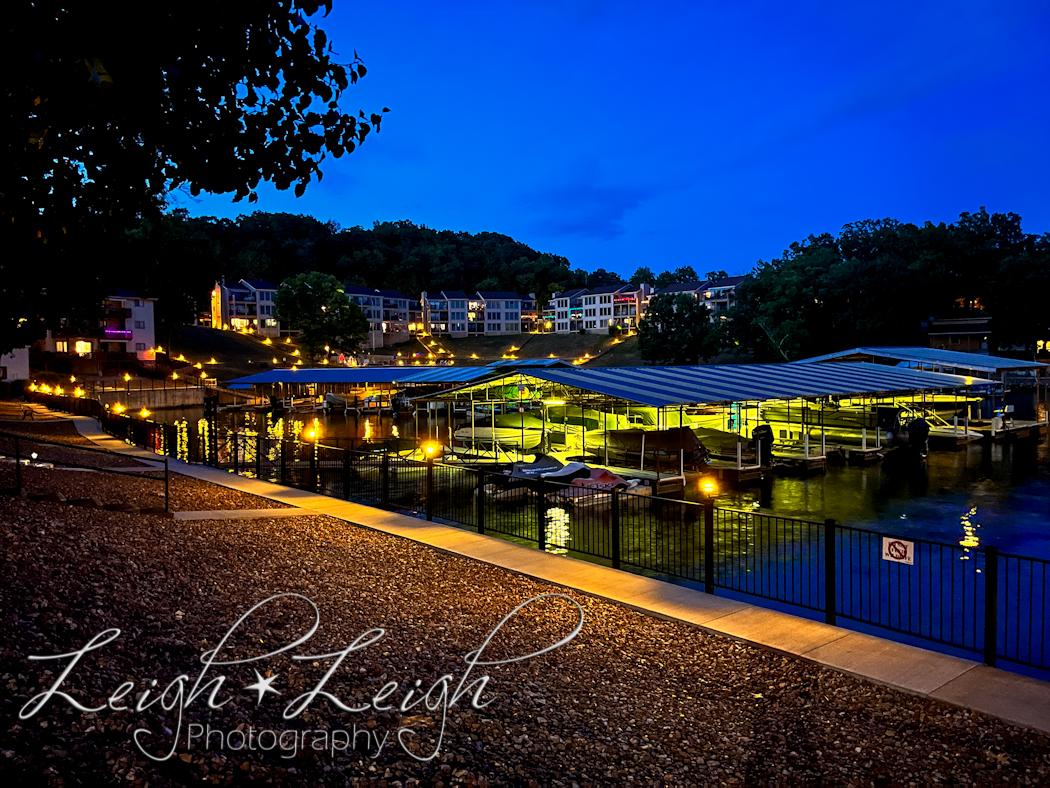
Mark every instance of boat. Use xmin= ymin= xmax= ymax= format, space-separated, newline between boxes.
xmin=452 ymin=426 xmax=543 ymax=450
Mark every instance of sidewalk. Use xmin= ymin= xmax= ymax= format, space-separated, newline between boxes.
xmin=63 ymin=414 xmax=1050 ymax=735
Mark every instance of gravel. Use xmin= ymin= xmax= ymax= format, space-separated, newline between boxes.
xmin=1 ymin=474 xmax=1048 ymax=786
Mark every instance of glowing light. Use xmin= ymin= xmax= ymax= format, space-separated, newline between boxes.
xmin=113 ymin=403 xmax=127 ymax=414
xmin=321 ymin=358 xmax=329 ymax=365
xmin=363 ymin=420 xmax=373 ymax=442
xmin=69 ymin=375 xmax=76 ymax=383
xmin=397 ymin=352 xmax=403 ymax=357
xmin=123 ymin=373 xmax=132 ymax=382
xmin=293 ymin=349 xmax=300 ymax=357
xmin=391 ymin=425 xmax=400 ymax=438
xmin=285 ymin=337 xmax=292 ymax=344
xmin=549 ymin=354 xmax=556 ymax=358
xmin=155 ymin=346 xmax=163 ymax=353
xmin=176 ymin=354 xmax=187 ymax=362
xmin=73 ymin=387 xmax=85 ymax=398
xmin=200 ymin=370 xmax=208 ymax=378
xmin=700 ymin=477 xmax=719 ymax=497
xmin=324 ymin=345 xmax=330 ymax=352
xmin=543 ymin=399 xmax=565 ymax=405
xmin=423 ymin=442 xmax=439 ymax=456
xmin=208 ymin=357 xmax=218 ymax=364
xmin=263 ymin=338 xmax=272 ymax=345
xmin=965 ymin=376 xmax=973 ymax=385
xmin=139 ymin=408 xmax=151 ymax=419
xmin=272 ymin=357 xmax=279 ymax=364
xmin=470 ymin=353 xmax=478 ymax=359
xmin=194 ymin=362 xmax=203 ymax=369
xmin=54 ymin=386 xmax=64 ymax=396
xmin=29 ymin=383 xmax=37 ymax=392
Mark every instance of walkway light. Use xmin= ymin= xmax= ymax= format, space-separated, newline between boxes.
xmin=113 ymin=403 xmax=126 ymax=414
xmin=139 ymin=408 xmax=151 ymax=418
xmin=272 ymin=357 xmax=279 ymax=364
xmin=123 ymin=372 xmax=132 ymax=382
xmin=699 ymin=477 xmax=719 ymax=497
xmin=423 ymin=442 xmax=440 ymax=457
xmin=200 ymin=370 xmax=208 ymax=378
xmin=73 ymin=387 xmax=84 ymax=398
xmin=69 ymin=375 xmax=76 ymax=383
xmin=263 ymin=338 xmax=272 ymax=345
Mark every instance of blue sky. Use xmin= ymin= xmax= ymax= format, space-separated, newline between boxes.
xmin=183 ymin=1 xmax=1050 ymax=278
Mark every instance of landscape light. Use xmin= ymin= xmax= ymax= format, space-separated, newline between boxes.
xmin=208 ymin=357 xmax=218 ymax=364
xmin=423 ymin=442 xmax=440 ymax=457
xmin=263 ymin=338 xmax=272 ymax=345
xmin=54 ymin=386 xmax=64 ymax=396
xmin=69 ymin=375 xmax=76 ymax=383
xmin=73 ymin=387 xmax=84 ymax=398
xmin=113 ymin=403 xmax=126 ymax=414
xmin=272 ymin=357 xmax=279 ymax=364
xmin=699 ymin=477 xmax=719 ymax=497
xmin=172 ymin=372 xmax=179 ymax=380
xmin=200 ymin=370 xmax=207 ymax=378
xmin=139 ymin=408 xmax=151 ymax=418
xmin=123 ymin=373 xmax=132 ymax=381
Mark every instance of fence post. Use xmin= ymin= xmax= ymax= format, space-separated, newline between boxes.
xmin=476 ymin=470 xmax=486 ymax=535
xmin=256 ymin=434 xmax=262 ymax=479
xmin=164 ymin=456 xmax=170 ymax=513
xmin=983 ymin=546 xmax=998 ymax=667
xmin=309 ymin=441 xmax=317 ymax=492
xmin=611 ymin=488 xmax=621 ymax=570
xmin=342 ymin=449 xmax=351 ymax=500
xmin=537 ymin=478 xmax=548 ymax=550
xmin=14 ymin=436 xmax=21 ymax=495
xmin=426 ymin=457 xmax=434 ymax=521
xmin=824 ymin=518 xmax=837 ymax=625
xmin=381 ymin=452 xmax=390 ymax=506
xmin=704 ymin=499 xmax=714 ymax=594
xmin=280 ymin=439 xmax=288 ymax=486
xmin=233 ymin=431 xmax=239 ymax=475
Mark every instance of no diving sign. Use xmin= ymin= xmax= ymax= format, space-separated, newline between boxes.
xmin=882 ymin=537 xmax=914 ymax=565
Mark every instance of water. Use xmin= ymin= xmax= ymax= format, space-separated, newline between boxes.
xmin=171 ymin=394 xmax=1050 ymax=557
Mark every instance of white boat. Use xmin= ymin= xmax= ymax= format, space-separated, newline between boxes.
xmin=452 ymin=426 xmax=543 ymax=450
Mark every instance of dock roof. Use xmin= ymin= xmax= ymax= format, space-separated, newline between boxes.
xmin=797 ymin=346 xmax=1046 ymax=375
xmin=422 ymin=362 xmax=990 ymax=407
xmin=227 ymin=368 xmax=420 ymax=385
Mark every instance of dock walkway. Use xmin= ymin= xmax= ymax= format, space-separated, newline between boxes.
xmin=40 ymin=413 xmax=1050 ymax=736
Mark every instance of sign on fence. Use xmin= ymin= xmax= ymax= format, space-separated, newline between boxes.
xmin=882 ymin=537 xmax=914 ymax=565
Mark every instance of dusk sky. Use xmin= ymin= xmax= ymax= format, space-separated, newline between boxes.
xmin=185 ymin=1 xmax=1050 ymax=278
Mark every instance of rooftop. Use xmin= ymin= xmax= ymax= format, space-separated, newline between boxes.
xmin=797 ymin=346 xmax=1047 ymax=375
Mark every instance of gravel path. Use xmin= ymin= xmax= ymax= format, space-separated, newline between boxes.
xmin=1 ymin=476 xmax=1048 ymax=786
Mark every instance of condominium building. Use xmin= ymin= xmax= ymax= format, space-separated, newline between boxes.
xmin=378 ymin=289 xmax=424 ymax=346
xmin=211 ymin=278 xmax=279 ymax=337
xmin=655 ymin=276 xmax=745 ymax=321
xmin=476 ymin=292 xmax=524 ymax=335
xmin=45 ymin=289 xmax=158 ymax=360
xmin=422 ymin=290 xmax=525 ymax=337
xmin=551 ymin=288 xmax=587 ymax=333
xmin=344 ymin=286 xmax=385 ymax=350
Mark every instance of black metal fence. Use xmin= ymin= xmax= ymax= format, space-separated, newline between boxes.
xmin=21 ymin=389 xmax=1050 ymax=677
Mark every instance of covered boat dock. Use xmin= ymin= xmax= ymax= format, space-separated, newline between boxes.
xmin=415 ymin=362 xmax=993 ymax=490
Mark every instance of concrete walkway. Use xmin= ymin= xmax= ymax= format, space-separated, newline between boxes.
xmin=56 ymin=414 xmax=1050 ymax=735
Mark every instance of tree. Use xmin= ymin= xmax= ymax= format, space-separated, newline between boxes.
xmin=2 ymin=1 xmax=387 ymax=355
xmin=629 ymin=266 xmax=655 ymax=287
xmin=638 ymin=294 xmax=719 ymax=365
xmin=654 ymin=265 xmax=700 ymax=289
xmin=704 ymin=270 xmax=728 ymax=281
xmin=274 ymin=272 xmax=369 ymax=360
xmin=586 ymin=268 xmax=625 ymax=288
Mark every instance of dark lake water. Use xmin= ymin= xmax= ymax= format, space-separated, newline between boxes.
xmin=165 ymin=393 xmax=1050 ymax=558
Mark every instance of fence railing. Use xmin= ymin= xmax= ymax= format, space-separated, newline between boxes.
xmin=20 ymin=389 xmax=1050 ymax=677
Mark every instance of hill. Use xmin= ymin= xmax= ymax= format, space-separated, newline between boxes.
xmin=169 ymin=326 xmax=301 ymax=381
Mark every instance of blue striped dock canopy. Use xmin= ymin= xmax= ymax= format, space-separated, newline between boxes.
xmin=797 ymin=346 xmax=1046 ymax=375
xmin=424 ymin=362 xmax=991 ymax=407
xmin=399 ymin=366 xmax=505 ymax=384
xmin=226 ymin=367 xmax=421 ymax=386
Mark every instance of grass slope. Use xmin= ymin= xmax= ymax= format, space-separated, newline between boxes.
xmin=169 ymin=326 xmax=300 ymax=381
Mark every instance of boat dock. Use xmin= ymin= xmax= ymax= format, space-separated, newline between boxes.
xmin=969 ymin=419 xmax=1049 ymax=441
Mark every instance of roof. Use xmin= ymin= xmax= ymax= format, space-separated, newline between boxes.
xmin=554 ymin=289 xmax=588 ymax=300
xmin=424 ymin=362 xmax=991 ymax=408
xmin=343 ymin=285 xmax=380 ymax=297
xmin=109 ymin=288 xmax=140 ymax=299
xmin=377 ymin=289 xmax=414 ymax=301
xmin=477 ymin=291 xmax=522 ymax=300
xmin=797 ymin=347 xmax=1046 ymax=375
xmin=585 ymin=284 xmax=629 ymax=295
xmin=440 ymin=290 xmax=470 ymax=300
xmin=241 ymin=278 xmax=277 ymax=290
xmin=227 ymin=368 xmax=420 ymax=386
xmin=657 ymin=281 xmax=709 ymax=295
xmin=707 ymin=276 xmax=746 ymax=288
xmin=400 ymin=367 xmax=503 ymax=384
